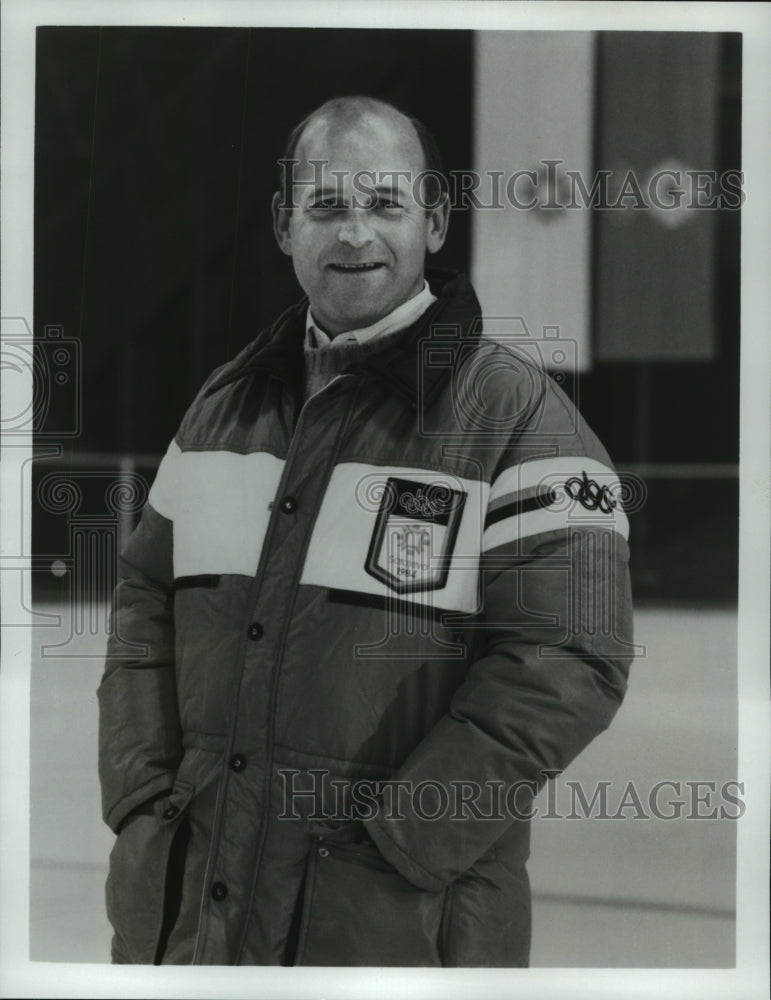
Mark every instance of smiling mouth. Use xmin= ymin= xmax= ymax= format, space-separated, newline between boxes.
xmin=329 ymin=262 xmax=385 ymax=272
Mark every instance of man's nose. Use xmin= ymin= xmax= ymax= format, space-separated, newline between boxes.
xmin=336 ymin=213 xmax=375 ymax=249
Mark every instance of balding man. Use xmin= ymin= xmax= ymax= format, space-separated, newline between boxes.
xmin=98 ymin=96 xmax=634 ymax=967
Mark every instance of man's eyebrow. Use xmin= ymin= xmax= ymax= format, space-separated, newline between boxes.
xmin=304 ymin=182 xmax=409 ymax=201
xmin=306 ymin=186 xmax=343 ymax=199
xmin=370 ymin=183 xmax=407 ymax=197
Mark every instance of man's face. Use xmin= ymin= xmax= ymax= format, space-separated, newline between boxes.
xmin=273 ymin=114 xmax=449 ymax=335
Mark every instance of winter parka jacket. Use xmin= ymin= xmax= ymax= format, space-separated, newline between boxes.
xmin=97 ymin=270 xmax=634 ymax=967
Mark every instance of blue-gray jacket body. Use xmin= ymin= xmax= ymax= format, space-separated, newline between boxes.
xmin=98 ymin=272 xmax=634 ymax=966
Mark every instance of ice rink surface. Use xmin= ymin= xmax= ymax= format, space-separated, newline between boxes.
xmin=29 ymin=603 xmax=737 ymax=967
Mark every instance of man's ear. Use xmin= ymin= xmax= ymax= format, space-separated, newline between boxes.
xmin=272 ymin=192 xmax=293 ymax=256
xmin=426 ymin=196 xmax=450 ymax=255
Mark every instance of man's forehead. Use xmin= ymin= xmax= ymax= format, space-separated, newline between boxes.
xmin=292 ymin=112 xmax=425 ymax=179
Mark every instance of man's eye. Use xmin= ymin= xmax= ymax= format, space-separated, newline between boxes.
xmin=374 ymin=199 xmax=402 ymax=211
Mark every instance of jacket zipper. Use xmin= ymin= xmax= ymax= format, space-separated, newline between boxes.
xmin=191 ymin=373 xmax=360 ymax=964
xmin=235 ymin=374 xmax=363 ymax=962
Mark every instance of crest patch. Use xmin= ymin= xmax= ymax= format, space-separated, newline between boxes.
xmin=365 ymin=477 xmax=467 ymax=594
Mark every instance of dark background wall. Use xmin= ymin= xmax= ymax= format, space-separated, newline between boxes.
xmin=34 ymin=26 xmax=474 ymax=453
xmin=32 ymin=27 xmax=741 ymax=603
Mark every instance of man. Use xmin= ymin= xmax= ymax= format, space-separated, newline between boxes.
xmin=98 ymin=96 xmax=634 ymax=967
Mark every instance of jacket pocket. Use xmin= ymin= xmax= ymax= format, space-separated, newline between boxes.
xmin=297 ymin=838 xmax=448 ymax=967
xmin=105 ymin=779 xmax=194 ymax=964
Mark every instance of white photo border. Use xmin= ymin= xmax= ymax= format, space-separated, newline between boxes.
xmin=2 ymin=2 xmax=769 ymax=998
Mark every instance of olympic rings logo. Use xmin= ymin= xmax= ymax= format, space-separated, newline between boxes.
xmin=564 ymin=471 xmax=618 ymax=514
xmin=399 ymin=490 xmax=444 ymax=517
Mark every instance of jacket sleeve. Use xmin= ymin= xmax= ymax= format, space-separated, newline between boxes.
xmin=364 ymin=382 xmax=635 ymax=891
xmin=97 ymin=487 xmax=182 ymax=835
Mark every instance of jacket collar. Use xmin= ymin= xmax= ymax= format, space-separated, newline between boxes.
xmin=205 ymin=269 xmax=483 ymax=408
